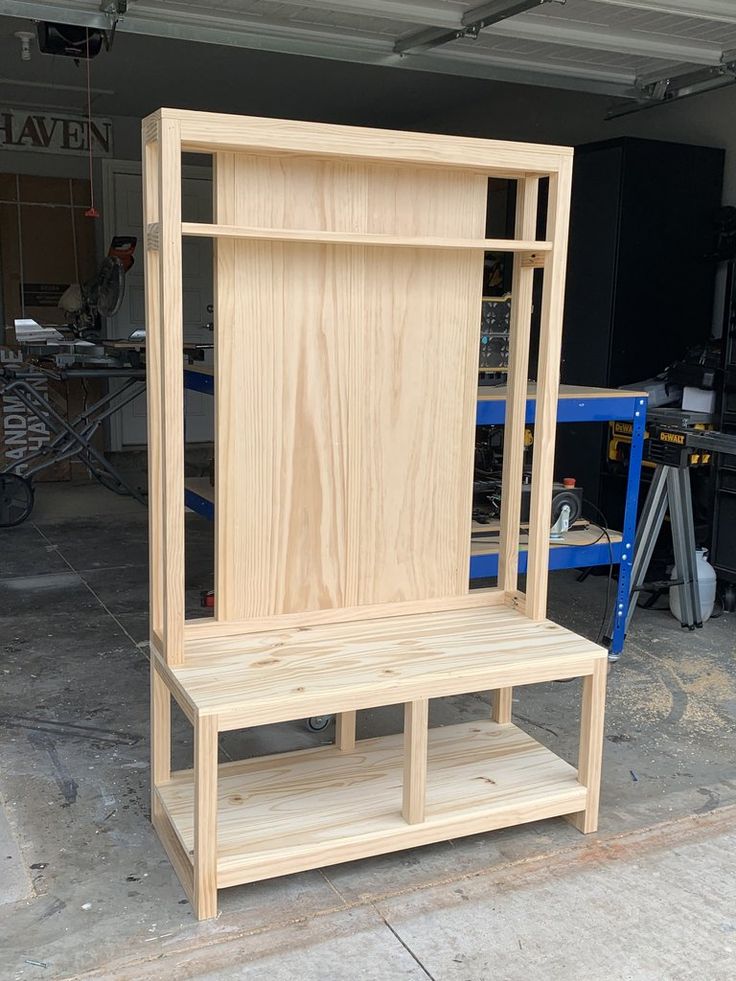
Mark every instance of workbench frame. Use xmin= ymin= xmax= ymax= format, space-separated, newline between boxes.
xmin=144 ymin=108 xmax=607 ymax=919
xmin=473 ymin=386 xmax=647 ymax=657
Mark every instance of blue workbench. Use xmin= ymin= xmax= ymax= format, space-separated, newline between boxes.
xmin=184 ymin=368 xmax=647 ymax=658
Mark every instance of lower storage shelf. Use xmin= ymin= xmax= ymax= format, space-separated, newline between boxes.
xmin=157 ymin=719 xmax=586 ymax=888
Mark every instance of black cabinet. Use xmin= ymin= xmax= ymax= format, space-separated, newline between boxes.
xmin=555 ymin=137 xmax=724 ymax=527
xmin=711 ymin=257 xmax=736 ymax=581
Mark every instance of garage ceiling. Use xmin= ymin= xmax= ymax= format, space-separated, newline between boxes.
xmin=2 ymin=0 xmax=736 ymax=111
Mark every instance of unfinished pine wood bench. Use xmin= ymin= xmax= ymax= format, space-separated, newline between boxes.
xmin=143 ymin=108 xmax=607 ymax=920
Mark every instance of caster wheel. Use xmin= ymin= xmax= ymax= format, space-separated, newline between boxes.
xmin=0 ymin=473 xmax=34 ymax=527
xmin=306 ymin=715 xmax=332 ymax=732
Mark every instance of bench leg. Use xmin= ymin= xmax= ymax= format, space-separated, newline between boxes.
xmin=150 ymin=660 xmax=171 ymax=817
xmin=568 ymin=660 xmax=607 ymax=834
xmin=194 ymin=715 xmax=219 ymax=919
xmin=335 ymin=711 xmax=356 ymax=752
xmin=402 ymin=699 xmax=428 ymax=825
xmin=491 ymin=687 xmax=513 ymax=724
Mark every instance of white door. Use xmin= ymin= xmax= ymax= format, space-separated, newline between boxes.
xmin=104 ymin=162 xmax=214 ymax=448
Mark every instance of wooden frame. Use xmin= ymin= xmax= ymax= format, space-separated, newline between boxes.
xmin=144 ymin=108 xmax=606 ymax=919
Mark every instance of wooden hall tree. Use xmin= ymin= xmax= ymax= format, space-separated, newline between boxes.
xmin=143 ymin=108 xmax=607 ymax=920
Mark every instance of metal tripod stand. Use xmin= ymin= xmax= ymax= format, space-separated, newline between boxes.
xmin=624 ymin=462 xmax=702 ymax=635
xmin=612 ymin=418 xmax=736 ymax=657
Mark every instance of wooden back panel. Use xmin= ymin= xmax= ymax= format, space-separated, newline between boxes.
xmin=143 ymin=110 xmax=574 ymax=661
xmin=213 ymin=153 xmax=486 ymax=621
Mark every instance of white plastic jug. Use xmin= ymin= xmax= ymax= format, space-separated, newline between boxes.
xmin=669 ymin=548 xmax=717 ymax=623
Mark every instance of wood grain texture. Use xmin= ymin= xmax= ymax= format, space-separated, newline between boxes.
xmin=476 ymin=383 xmax=647 ymax=402
xmin=147 ymin=108 xmax=572 ymax=176
xmin=151 ymin=660 xmax=171 ymax=788
xmin=143 ymin=135 xmax=164 ymax=642
xmin=145 ymin=223 xmax=160 ymax=250
xmin=213 ymin=152 xmax=486 ymax=621
xmin=472 ymin=526 xmax=622 ymax=556
xmin=152 ymin=791 xmax=194 ymax=904
xmin=180 ymin=221 xmax=551 ymax=251
xmin=184 ymin=588 xmax=504 ymax=641
xmin=526 ymin=158 xmax=574 ymax=621
xmin=497 ymin=176 xmax=539 ymax=596
xmin=568 ymin=657 xmax=607 ymax=834
xmin=505 ymin=590 xmax=527 ymax=614
xmin=403 ymin=700 xmax=429 ymax=824
xmin=152 ymin=651 xmax=197 ymax=726
xmin=335 ymin=711 xmax=356 ymax=752
xmin=491 ymin=687 xmax=513 ymax=725
xmin=142 ymin=116 xmax=158 ymax=144
xmin=172 ymin=607 xmax=605 ymax=730
xmin=157 ymin=720 xmax=586 ymax=888
xmin=194 ymin=715 xmax=219 ymax=920
xmin=157 ymin=117 xmax=186 ymax=660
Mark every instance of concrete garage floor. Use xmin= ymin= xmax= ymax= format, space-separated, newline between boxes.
xmin=1 ymin=483 xmax=735 ymax=980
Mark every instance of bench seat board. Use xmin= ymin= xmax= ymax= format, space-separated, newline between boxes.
xmin=162 ymin=607 xmax=604 ymax=728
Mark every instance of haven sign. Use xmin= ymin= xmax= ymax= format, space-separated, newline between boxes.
xmin=0 ymin=108 xmax=113 ymax=157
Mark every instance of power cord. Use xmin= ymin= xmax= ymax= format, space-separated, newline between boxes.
xmin=552 ymin=498 xmax=615 ymax=645
xmin=581 ymin=499 xmax=615 ymax=644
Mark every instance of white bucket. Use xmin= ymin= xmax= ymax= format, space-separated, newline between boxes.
xmin=669 ymin=548 xmax=717 ymax=623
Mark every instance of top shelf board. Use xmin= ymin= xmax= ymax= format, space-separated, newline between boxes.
xmin=152 ymin=222 xmax=552 ymax=253
xmin=183 ymin=223 xmax=551 ymax=253
xmin=477 ymin=384 xmax=647 ymax=402
xmin=146 ymin=108 xmax=573 ymax=178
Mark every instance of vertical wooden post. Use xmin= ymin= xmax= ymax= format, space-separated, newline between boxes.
xmin=143 ymin=128 xmax=164 ymax=644
xmin=150 ymin=661 xmax=171 ymax=821
xmin=335 ymin=711 xmax=356 ymax=752
xmin=402 ymin=700 xmax=429 ymax=825
xmin=497 ymin=176 xmax=539 ymax=596
xmin=193 ymin=715 xmax=219 ymax=920
xmin=491 ymin=688 xmax=513 ymax=725
xmin=569 ymin=659 xmax=607 ymax=834
xmin=526 ymin=157 xmax=574 ymax=621
xmin=158 ymin=116 xmax=185 ymax=661
xmin=493 ymin=176 xmax=539 ymax=721
xmin=211 ymin=152 xmax=236 ymax=622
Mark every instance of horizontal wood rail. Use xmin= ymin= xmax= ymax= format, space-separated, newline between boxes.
xmin=149 ymin=221 xmax=553 ymax=253
xmin=183 ymin=587 xmax=505 ymax=642
xmin=159 ymin=108 xmax=573 ymax=176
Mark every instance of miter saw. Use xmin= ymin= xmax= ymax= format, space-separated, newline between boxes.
xmin=16 ymin=236 xmax=137 ymax=367
xmin=58 ymin=235 xmax=136 ymax=340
